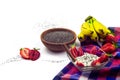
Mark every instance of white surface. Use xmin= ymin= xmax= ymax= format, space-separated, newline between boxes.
xmin=0 ymin=0 xmax=120 ymax=80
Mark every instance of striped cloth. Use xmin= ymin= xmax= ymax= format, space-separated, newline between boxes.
xmin=53 ymin=60 xmax=120 ymax=80
xmin=53 ymin=27 xmax=120 ymax=80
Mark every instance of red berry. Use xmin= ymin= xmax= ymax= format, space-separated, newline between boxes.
xmin=98 ymin=54 xmax=108 ymax=63
xmin=78 ymin=47 xmax=84 ymax=56
xmin=101 ymin=43 xmax=116 ymax=53
xmin=91 ymin=59 xmax=101 ymax=66
xmin=20 ymin=48 xmax=30 ymax=59
xmin=29 ymin=48 xmax=40 ymax=61
xmin=76 ymin=61 xmax=84 ymax=67
xmin=90 ymin=46 xmax=98 ymax=55
xmin=106 ymin=34 xmax=115 ymax=42
xmin=70 ymin=47 xmax=79 ymax=58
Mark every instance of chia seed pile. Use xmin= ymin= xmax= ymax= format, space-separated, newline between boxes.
xmin=44 ymin=31 xmax=74 ymax=43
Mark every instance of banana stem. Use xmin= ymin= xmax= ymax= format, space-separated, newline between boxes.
xmin=85 ymin=16 xmax=93 ymax=22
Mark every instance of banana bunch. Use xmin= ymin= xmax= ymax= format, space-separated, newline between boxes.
xmin=78 ymin=16 xmax=111 ymax=42
xmin=78 ymin=22 xmax=92 ymax=42
xmin=91 ymin=17 xmax=111 ymax=38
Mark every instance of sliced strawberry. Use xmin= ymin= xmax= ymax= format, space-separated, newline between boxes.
xmin=20 ymin=48 xmax=30 ymax=59
xmin=76 ymin=61 xmax=84 ymax=67
xmin=29 ymin=48 xmax=40 ymax=61
xmin=90 ymin=46 xmax=98 ymax=55
xmin=73 ymin=47 xmax=79 ymax=57
xmin=91 ymin=59 xmax=101 ymax=66
xmin=98 ymin=54 xmax=108 ymax=63
xmin=70 ymin=47 xmax=79 ymax=58
xmin=78 ymin=47 xmax=84 ymax=56
xmin=70 ymin=48 xmax=76 ymax=58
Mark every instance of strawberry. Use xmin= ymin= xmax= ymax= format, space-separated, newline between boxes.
xmin=98 ymin=54 xmax=108 ymax=63
xmin=78 ymin=47 xmax=84 ymax=56
xmin=90 ymin=46 xmax=98 ymax=55
xmin=91 ymin=59 xmax=101 ymax=66
xmin=101 ymin=43 xmax=116 ymax=53
xmin=70 ymin=47 xmax=79 ymax=58
xmin=106 ymin=34 xmax=115 ymax=42
xmin=29 ymin=48 xmax=40 ymax=61
xmin=20 ymin=48 xmax=30 ymax=59
xmin=76 ymin=61 xmax=84 ymax=67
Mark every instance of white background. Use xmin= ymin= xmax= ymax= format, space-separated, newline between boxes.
xmin=0 ymin=0 xmax=120 ymax=80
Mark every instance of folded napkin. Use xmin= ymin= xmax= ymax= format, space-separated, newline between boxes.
xmin=53 ymin=27 xmax=120 ymax=80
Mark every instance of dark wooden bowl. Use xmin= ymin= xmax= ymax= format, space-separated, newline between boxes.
xmin=40 ymin=28 xmax=76 ymax=52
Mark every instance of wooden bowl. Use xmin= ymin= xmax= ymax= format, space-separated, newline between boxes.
xmin=41 ymin=28 xmax=76 ymax=52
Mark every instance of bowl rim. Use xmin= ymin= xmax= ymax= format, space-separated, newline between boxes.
xmin=40 ymin=28 xmax=76 ymax=45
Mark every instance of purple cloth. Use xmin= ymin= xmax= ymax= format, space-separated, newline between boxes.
xmin=53 ymin=27 xmax=120 ymax=80
xmin=53 ymin=59 xmax=120 ymax=80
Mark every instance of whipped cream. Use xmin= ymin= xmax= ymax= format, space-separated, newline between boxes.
xmin=75 ymin=53 xmax=99 ymax=66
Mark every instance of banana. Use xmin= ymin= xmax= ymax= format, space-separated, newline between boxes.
xmin=81 ymin=22 xmax=93 ymax=36
xmin=78 ymin=16 xmax=111 ymax=42
xmin=78 ymin=22 xmax=89 ymax=42
xmin=86 ymin=19 xmax=99 ymax=41
xmin=91 ymin=17 xmax=111 ymax=38
xmin=78 ymin=32 xmax=86 ymax=42
xmin=78 ymin=21 xmax=94 ymax=42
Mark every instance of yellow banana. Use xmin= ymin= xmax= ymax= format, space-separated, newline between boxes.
xmin=78 ymin=21 xmax=99 ymax=42
xmin=78 ymin=16 xmax=112 ymax=42
xmin=92 ymin=17 xmax=111 ymax=38
xmin=81 ymin=22 xmax=93 ymax=36
xmin=78 ymin=22 xmax=91 ymax=42
xmin=78 ymin=32 xmax=86 ymax=42
xmin=86 ymin=19 xmax=99 ymax=41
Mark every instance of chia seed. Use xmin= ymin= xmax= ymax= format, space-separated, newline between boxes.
xmin=43 ymin=31 xmax=74 ymax=43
